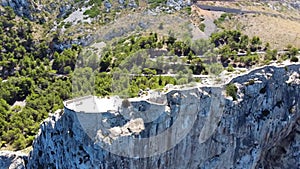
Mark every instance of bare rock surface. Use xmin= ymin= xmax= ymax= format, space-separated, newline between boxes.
xmin=0 ymin=151 xmax=27 ymax=169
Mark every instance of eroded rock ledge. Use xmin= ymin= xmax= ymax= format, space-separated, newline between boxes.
xmin=25 ymin=64 xmax=299 ymax=169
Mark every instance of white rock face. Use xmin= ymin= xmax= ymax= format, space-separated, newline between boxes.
xmin=26 ymin=65 xmax=300 ymax=168
xmin=0 ymin=151 xmax=27 ymax=169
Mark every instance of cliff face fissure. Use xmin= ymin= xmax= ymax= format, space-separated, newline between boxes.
xmin=199 ymin=87 xmax=225 ymax=144
xmin=23 ymin=64 xmax=300 ymax=169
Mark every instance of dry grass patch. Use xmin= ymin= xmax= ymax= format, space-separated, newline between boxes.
xmin=221 ymin=14 xmax=300 ymax=49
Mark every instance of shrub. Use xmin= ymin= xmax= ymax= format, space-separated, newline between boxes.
xmin=213 ymin=13 xmax=232 ymax=28
xmin=227 ymin=65 xmax=234 ymax=72
xmin=289 ymin=47 xmax=298 ymax=57
xmin=148 ymin=0 xmax=167 ymax=8
xmin=291 ymin=56 xmax=299 ymax=62
xmin=185 ymin=6 xmax=192 ymax=15
xmin=265 ymin=49 xmax=277 ymax=60
xmin=64 ymin=22 xmax=72 ymax=29
xmin=248 ymin=79 xmax=255 ymax=85
xmin=259 ymin=86 xmax=267 ymax=94
xmin=208 ymin=63 xmax=224 ymax=75
xmin=84 ymin=6 xmax=100 ymax=18
xmin=122 ymin=99 xmax=131 ymax=108
xmin=158 ymin=23 xmax=164 ymax=30
xmin=89 ymin=0 xmax=102 ymax=5
xmin=262 ymin=109 xmax=270 ymax=116
xmin=64 ymin=66 xmax=72 ymax=74
xmin=284 ymin=66 xmax=288 ymax=72
xmin=199 ymin=23 xmax=205 ymax=32
xmin=226 ymin=83 xmax=238 ymax=100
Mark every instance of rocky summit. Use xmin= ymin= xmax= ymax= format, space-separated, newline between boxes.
xmin=22 ymin=64 xmax=299 ymax=169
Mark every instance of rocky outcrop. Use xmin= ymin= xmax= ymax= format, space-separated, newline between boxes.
xmin=291 ymin=2 xmax=300 ymax=10
xmin=104 ymin=0 xmax=112 ymax=12
xmin=166 ymin=0 xmax=191 ymax=10
xmin=0 ymin=151 xmax=27 ymax=169
xmin=26 ymin=64 xmax=300 ymax=168
xmin=1 ymin=0 xmax=33 ymax=19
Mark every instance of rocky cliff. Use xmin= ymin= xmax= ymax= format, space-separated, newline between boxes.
xmin=0 ymin=151 xmax=27 ymax=169
xmin=25 ymin=64 xmax=300 ymax=169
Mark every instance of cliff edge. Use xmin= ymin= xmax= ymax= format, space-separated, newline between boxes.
xmin=26 ymin=64 xmax=300 ymax=169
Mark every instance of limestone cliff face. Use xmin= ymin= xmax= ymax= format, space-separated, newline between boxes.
xmin=0 ymin=151 xmax=27 ymax=169
xmin=27 ymin=64 xmax=300 ymax=169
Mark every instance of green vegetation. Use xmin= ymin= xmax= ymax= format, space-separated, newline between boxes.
xmin=199 ymin=23 xmax=206 ymax=32
xmin=284 ymin=45 xmax=299 ymax=62
xmin=209 ymin=30 xmax=287 ymax=67
xmin=214 ymin=13 xmax=233 ymax=29
xmin=247 ymin=79 xmax=255 ymax=86
xmin=226 ymin=83 xmax=238 ymax=101
xmin=64 ymin=22 xmax=72 ymax=28
xmin=84 ymin=6 xmax=101 ymax=18
xmin=0 ymin=7 xmax=76 ymax=150
xmin=148 ymin=0 xmax=168 ymax=8
xmin=227 ymin=65 xmax=234 ymax=72
xmin=211 ymin=30 xmax=253 ymax=52
xmin=185 ymin=6 xmax=192 ymax=15
xmin=96 ymin=32 xmax=202 ymax=97
xmin=52 ymin=47 xmax=80 ymax=74
xmin=207 ymin=63 xmax=224 ymax=75
xmin=291 ymin=56 xmax=299 ymax=62
xmin=98 ymin=32 xmax=200 ymax=72
xmin=88 ymin=0 xmax=103 ymax=6
xmin=265 ymin=49 xmax=278 ymax=61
